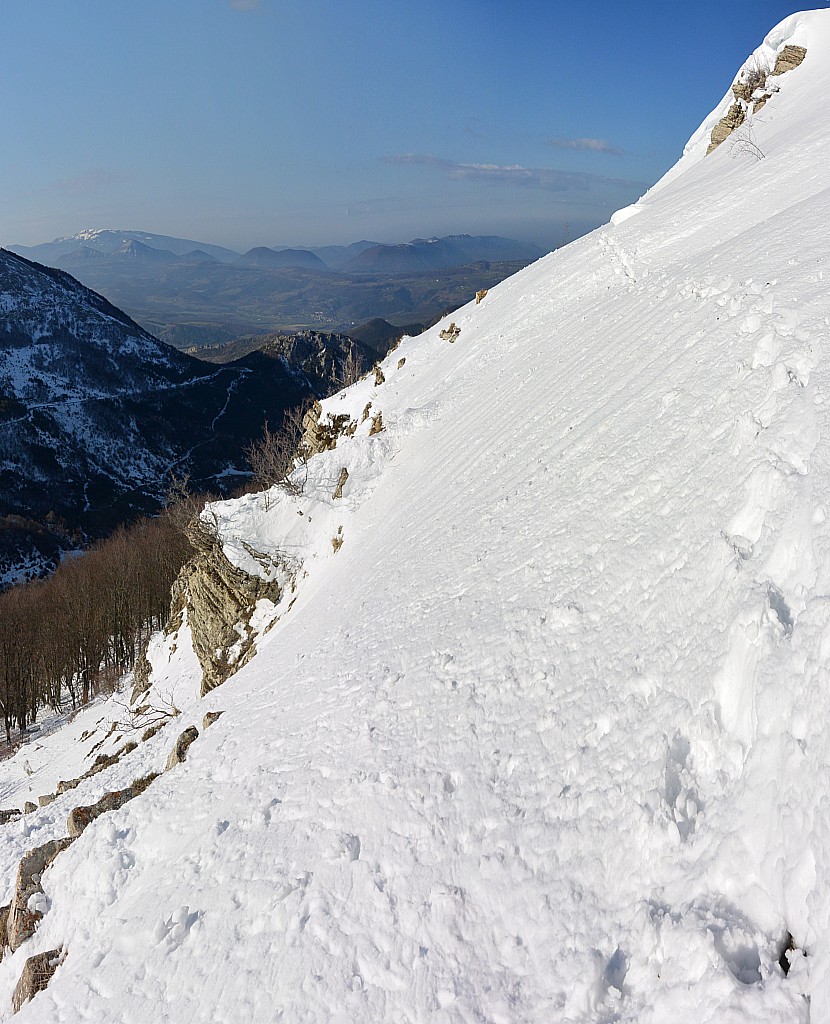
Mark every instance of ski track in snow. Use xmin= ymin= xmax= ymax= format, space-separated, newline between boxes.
xmin=2 ymin=10 xmax=830 ymax=1023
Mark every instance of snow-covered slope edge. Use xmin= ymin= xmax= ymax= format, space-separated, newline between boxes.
xmin=3 ymin=9 xmax=830 ymax=1021
xmin=623 ymin=10 xmax=813 ymax=204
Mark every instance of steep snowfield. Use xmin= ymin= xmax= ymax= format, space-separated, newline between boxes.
xmin=2 ymin=9 xmax=830 ymax=1022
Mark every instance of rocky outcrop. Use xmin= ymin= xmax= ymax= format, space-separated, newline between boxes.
xmin=129 ymin=646 xmax=153 ymax=704
xmin=708 ymin=45 xmax=807 ymax=154
xmin=439 ymin=322 xmax=461 ymax=343
xmin=333 ymin=467 xmax=349 ymax=500
xmin=772 ymin=44 xmax=807 ymax=75
xmin=165 ymin=727 xmax=199 ymax=770
xmin=12 ymin=947 xmax=62 ymax=1012
xmin=51 ymin=739 xmax=139 ymax=802
xmin=66 ymin=774 xmax=159 ymax=839
xmin=203 ymin=711 xmax=224 ymax=730
xmin=731 ymin=80 xmax=753 ymax=102
xmin=0 ymin=904 xmax=10 ymax=958
xmin=173 ymin=528 xmax=286 ymax=696
xmin=707 ymin=101 xmax=747 ymax=153
xmin=2 ymin=772 xmax=162 ymax=966
xmin=300 ymin=400 xmax=358 ymax=459
xmin=7 ymin=838 xmax=73 ymax=952
xmin=0 ymin=809 xmax=22 ymax=825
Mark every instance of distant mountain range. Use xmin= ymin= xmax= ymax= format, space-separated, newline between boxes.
xmin=7 ymin=230 xmax=545 ymax=348
xmin=237 ymin=246 xmax=327 ymax=270
xmin=12 ymin=229 xmax=241 ymax=264
xmin=342 ymin=235 xmax=541 ymax=273
xmin=0 ymin=249 xmax=379 ymax=584
xmin=11 ymin=229 xmax=542 ymax=273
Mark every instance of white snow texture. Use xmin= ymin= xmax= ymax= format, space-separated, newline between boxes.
xmin=2 ymin=9 xmax=830 ymax=1022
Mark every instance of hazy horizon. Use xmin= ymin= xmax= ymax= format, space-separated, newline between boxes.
xmin=9 ymin=226 xmax=575 ymax=256
xmin=1 ymin=0 xmax=815 ymax=252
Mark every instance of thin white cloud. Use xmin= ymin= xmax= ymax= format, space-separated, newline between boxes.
xmin=549 ymin=137 xmax=623 ymax=155
xmin=383 ymin=154 xmax=639 ymax=192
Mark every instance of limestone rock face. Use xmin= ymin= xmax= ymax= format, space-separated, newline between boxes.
xmin=12 ymin=947 xmax=62 ymax=1012
xmin=129 ymin=646 xmax=153 ymax=704
xmin=66 ymin=774 xmax=158 ymax=839
xmin=7 ymin=838 xmax=73 ymax=951
xmin=0 ymin=903 xmax=10 ymax=959
xmin=165 ymin=727 xmax=199 ymax=770
xmin=203 ymin=710 xmax=224 ymax=730
xmin=772 ymin=44 xmax=807 ymax=75
xmin=333 ymin=467 xmax=349 ymax=500
xmin=707 ymin=46 xmax=806 ymax=155
xmin=300 ymin=400 xmax=357 ymax=458
xmin=0 ymin=809 xmax=21 ymax=825
xmin=707 ymin=102 xmax=747 ymax=154
xmin=174 ymin=530 xmax=285 ymax=695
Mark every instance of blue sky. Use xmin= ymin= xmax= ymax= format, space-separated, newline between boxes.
xmin=0 ymin=0 xmax=818 ymax=251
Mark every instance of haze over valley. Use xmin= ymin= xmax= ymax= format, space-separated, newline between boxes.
xmin=8 ymin=230 xmax=544 ymax=349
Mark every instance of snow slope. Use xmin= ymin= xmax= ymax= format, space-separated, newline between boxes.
xmin=2 ymin=9 xmax=830 ymax=1022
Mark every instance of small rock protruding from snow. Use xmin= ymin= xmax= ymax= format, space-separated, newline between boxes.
xmin=203 ymin=711 xmax=224 ymax=730
xmin=165 ymin=726 xmax=199 ymax=770
xmin=66 ymin=774 xmax=159 ymax=839
xmin=333 ymin=467 xmax=349 ymax=499
xmin=12 ymin=947 xmax=63 ymax=1012
xmin=7 ymin=838 xmax=73 ymax=951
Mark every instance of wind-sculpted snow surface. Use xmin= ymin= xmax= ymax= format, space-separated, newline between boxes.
xmin=2 ymin=9 xmax=830 ymax=1021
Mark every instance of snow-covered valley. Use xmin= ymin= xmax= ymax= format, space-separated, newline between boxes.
xmin=1 ymin=9 xmax=830 ymax=1021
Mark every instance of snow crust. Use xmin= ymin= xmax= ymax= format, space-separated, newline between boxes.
xmin=2 ymin=10 xmax=830 ymax=1021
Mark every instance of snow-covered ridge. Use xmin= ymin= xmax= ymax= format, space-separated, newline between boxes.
xmin=642 ymin=9 xmax=817 ymax=193
xmin=0 ymin=249 xmax=185 ymax=397
xmin=20 ymin=229 xmax=241 ymax=264
xmin=0 ymin=249 xmax=216 ymax=581
xmin=3 ymin=9 xmax=830 ymax=1021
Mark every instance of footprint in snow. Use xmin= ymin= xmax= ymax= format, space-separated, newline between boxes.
xmin=153 ymin=905 xmax=201 ymax=949
xmin=664 ymin=733 xmax=701 ymax=841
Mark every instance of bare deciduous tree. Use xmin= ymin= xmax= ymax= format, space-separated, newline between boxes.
xmin=245 ymin=402 xmax=312 ymax=502
xmin=0 ymin=499 xmax=196 ymax=748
